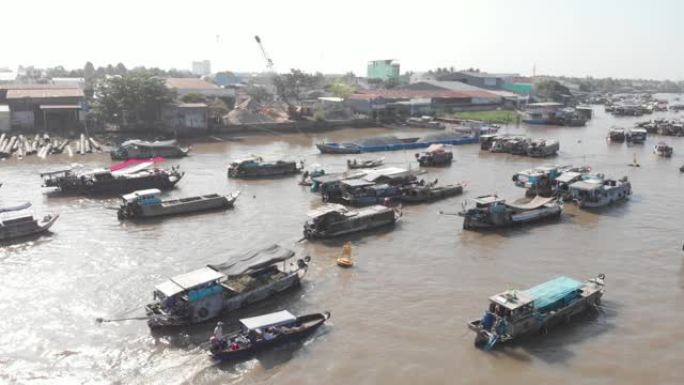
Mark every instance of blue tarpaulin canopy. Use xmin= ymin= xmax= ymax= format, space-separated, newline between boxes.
xmin=523 ymin=276 xmax=582 ymax=310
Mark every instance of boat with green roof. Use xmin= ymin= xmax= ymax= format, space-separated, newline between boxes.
xmin=468 ymin=274 xmax=605 ymax=349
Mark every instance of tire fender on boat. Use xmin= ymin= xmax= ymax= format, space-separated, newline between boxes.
xmin=198 ymin=307 xmax=209 ymax=319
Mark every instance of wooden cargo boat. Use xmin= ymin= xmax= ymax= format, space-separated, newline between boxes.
xmin=469 ymin=274 xmax=605 ymax=350
xmin=111 ymin=139 xmax=189 ymax=160
xmin=415 ymin=144 xmax=453 ymax=167
xmin=41 ymin=165 xmax=183 ymax=195
xmin=208 ymin=310 xmax=330 ymax=361
xmin=227 ymin=156 xmax=302 ymax=178
xmin=527 ymin=139 xmax=559 ymax=157
xmin=654 ymin=142 xmax=673 ymax=157
xmin=145 ymin=244 xmax=310 ymax=328
xmin=117 ymin=189 xmax=239 ymax=220
xmin=461 ymin=195 xmax=562 ymax=230
xmin=400 ymin=182 xmax=463 ymax=203
xmin=303 ymin=204 xmax=399 ymax=239
xmin=568 ymin=176 xmax=631 ymax=208
xmin=1 ymin=203 xmax=58 ymax=242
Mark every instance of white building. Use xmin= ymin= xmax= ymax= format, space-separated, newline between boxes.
xmin=192 ymin=60 xmax=211 ymax=76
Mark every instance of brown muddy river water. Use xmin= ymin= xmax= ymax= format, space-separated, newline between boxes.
xmin=2 ymin=100 xmax=684 ymax=385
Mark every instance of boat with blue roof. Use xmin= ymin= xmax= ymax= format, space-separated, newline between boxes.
xmin=316 ymin=132 xmax=478 ymax=154
xmin=468 ymin=274 xmax=605 ymax=349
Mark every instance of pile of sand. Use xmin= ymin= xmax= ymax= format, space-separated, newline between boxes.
xmin=224 ymin=109 xmax=277 ymax=125
xmin=224 ymin=101 xmax=292 ymax=125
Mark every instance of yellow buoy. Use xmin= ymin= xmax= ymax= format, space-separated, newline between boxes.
xmin=337 ymin=241 xmax=354 ymax=267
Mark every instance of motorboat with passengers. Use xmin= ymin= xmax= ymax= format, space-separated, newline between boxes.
xmin=208 ymin=310 xmax=330 ymax=361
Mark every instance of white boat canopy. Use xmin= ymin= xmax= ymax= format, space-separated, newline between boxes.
xmin=306 ymin=204 xmax=348 ymax=218
xmin=569 ymin=180 xmax=604 ymax=191
xmin=555 ymin=172 xmax=582 ymax=184
xmin=121 ymin=189 xmax=161 ymax=202
xmin=239 ymin=310 xmax=296 ymax=331
xmin=168 ymin=267 xmax=225 ymax=291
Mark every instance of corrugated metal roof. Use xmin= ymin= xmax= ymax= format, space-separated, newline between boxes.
xmin=0 ymin=82 xmax=81 ymax=90
xmin=165 ymin=78 xmax=219 ymax=90
xmin=354 ymin=89 xmax=499 ymax=100
xmin=7 ymin=88 xmax=84 ymax=99
xmin=176 ymin=103 xmax=208 ymax=108
xmin=40 ymin=104 xmax=81 ymax=110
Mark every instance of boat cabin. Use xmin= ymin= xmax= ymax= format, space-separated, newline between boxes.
xmin=155 ymin=267 xmax=225 ymax=302
xmin=471 ymin=195 xmax=505 ymax=208
xmin=239 ymin=310 xmax=296 ymax=334
xmin=487 ymin=290 xmax=536 ymax=322
xmin=568 ymin=179 xmax=609 ymax=201
xmin=306 ymin=204 xmax=353 ymax=223
xmin=121 ymin=189 xmax=162 ymax=206
xmin=231 ymin=156 xmax=264 ymax=168
xmin=514 ymin=166 xmax=561 ymax=188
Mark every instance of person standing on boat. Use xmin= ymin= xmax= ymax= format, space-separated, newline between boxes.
xmin=213 ymin=321 xmax=224 ymax=340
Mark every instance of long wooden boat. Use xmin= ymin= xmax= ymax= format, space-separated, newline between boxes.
xmin=145 ymin=245 xmax=310 ymax=328
xmin=468 ymin=274 xmax=605 ymax=350
xmin=303 ymin=204 xmax=399 ymax=239
xmin=118 ymin=189 xmax=239 ymax=220
xmin=209 ymin=310 xmax=330 ymax=361
xmin=461 ymin=195 xmax=562 ymax=230
xmin=316 ymin=133 xmax=477 ymax=154
xmin=41 ymin=165 xmax=183 ymax=195
xmin=1 ymin=203 xmax=59 ymax=242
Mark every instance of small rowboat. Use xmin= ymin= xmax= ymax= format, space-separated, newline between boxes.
xmin=209 ymin=310 xmax=331 ymax=361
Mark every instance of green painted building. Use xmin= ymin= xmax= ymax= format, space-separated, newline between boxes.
xmin=367 ymin=60 xmax=400 ymax=81
xmin=503 ymin=82 xmax=533 ymax=95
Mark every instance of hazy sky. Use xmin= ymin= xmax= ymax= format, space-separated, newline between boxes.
xmin=3 ymin=0 xmax=682 ymax=80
